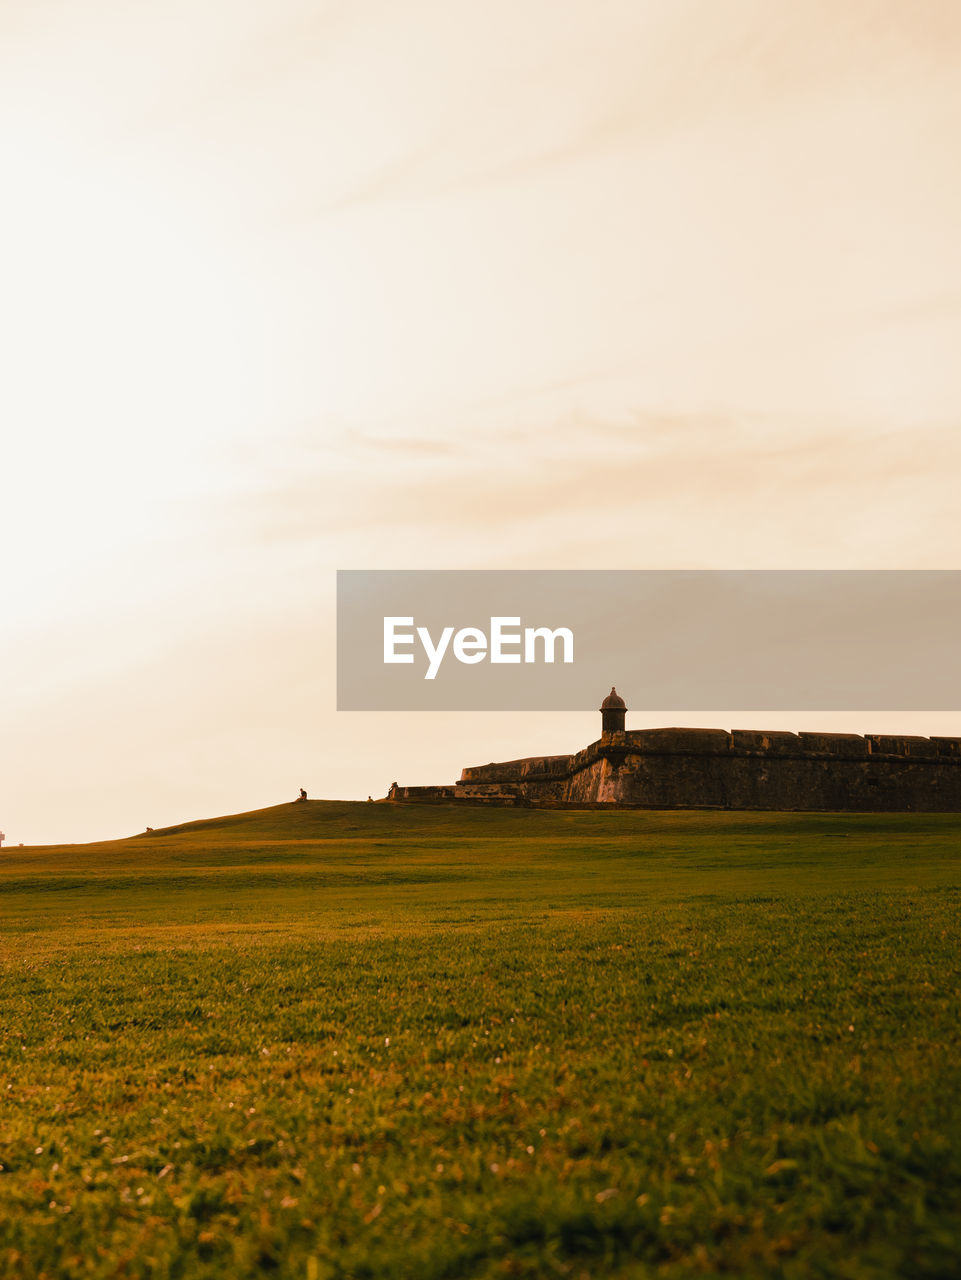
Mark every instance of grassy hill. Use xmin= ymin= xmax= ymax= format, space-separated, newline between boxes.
xmin=1 ymin=803 xmax=960 ymax=1277
xmin=4 ymin=800 xmax=960 ymax=926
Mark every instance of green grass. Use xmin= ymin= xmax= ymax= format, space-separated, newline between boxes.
xmin=1 ymin=801 xmax=960 ymax=1278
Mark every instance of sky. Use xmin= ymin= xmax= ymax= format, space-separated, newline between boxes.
xmin=2 ymin=0 xmax=961 ymax=844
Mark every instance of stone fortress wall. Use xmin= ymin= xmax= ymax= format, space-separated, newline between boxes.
xmin=388 ymin=712 xmax=961 ymax=813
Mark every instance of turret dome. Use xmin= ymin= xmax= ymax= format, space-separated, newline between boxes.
xmin=600 ymin=686 xmax=626 ymax=711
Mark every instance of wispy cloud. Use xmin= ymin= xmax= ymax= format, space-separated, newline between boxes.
xmin=224 ymin=413 xmax=961 ymax=572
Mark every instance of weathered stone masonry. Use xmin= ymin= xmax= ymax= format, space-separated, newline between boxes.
xmin=387 ymin=689 xmax=961 ymax=812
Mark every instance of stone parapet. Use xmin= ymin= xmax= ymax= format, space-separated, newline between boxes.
xmin=388 ymin=728 xmax=961 ymax=811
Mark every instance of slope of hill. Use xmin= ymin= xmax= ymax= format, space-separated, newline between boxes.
xmin=2 ymin=797 xmax=959 ymax=943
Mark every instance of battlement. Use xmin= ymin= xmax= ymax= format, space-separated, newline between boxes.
xmin=606 ymin=728 xmax=961 ymax=761
xmin=387 ymin=696 xmax=961 ymax=812
xmin=459 ymin=755 xmax=573 ymax=784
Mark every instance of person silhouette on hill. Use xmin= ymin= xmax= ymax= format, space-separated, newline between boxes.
xmin=298 ymin=788 xmax=307 ymax=801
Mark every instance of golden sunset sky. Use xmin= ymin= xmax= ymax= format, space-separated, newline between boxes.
xmin=3 ymin=0 xmax=961 ymax=842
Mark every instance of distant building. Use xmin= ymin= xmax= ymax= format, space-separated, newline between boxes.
xmin=386 ymin=688 xmax=961 ymax=812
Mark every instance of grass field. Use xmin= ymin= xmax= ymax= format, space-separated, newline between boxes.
xmin=1 ymin=801 xmax=960 ymax=1279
